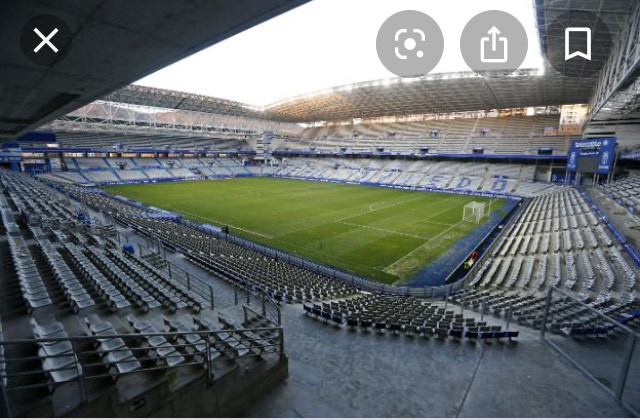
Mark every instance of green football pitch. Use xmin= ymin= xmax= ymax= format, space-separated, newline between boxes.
xmin=104 ymin=178 xmax=503 ymax=284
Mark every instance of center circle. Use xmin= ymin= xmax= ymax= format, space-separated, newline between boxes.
xmin=404 ymin=38 xmax=417 ymax=51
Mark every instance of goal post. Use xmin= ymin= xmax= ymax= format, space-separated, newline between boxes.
xmin=462 ymin=201 xmax=486 ymax=224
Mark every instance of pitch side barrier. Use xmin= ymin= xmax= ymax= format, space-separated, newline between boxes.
xmin=72 ymin=173 xmax=241 ymax=187
xmin=131 ymin=201 xmax=460 ymax=297
xmin=441 ymin=197 xmax=525 ymax=286
xmin=448 ymin=197 xmax=530 ymax=292
xmin=270 ymin=173 xmax=521 ymax=200
xmin=578 ymin=189 xmax=640 ymax=267
xmin=90 ymin=176 xmax=199 ymax=187
xmin=47 ymin=171 xmax=520 ymax=202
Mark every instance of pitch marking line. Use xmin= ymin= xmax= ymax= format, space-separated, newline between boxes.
xmin=162 ymin=206 xmax=275 ymax=239
xmin=336 ymin=221 xmax=431 ymax=240
xmin=415 ymin=195 xmax=466 ymax=223
xmin=422 ymin=220 xmax=455 ymax=227
xmin=334 ymin=195 xmax=426 ymax=223
xmin=383 ymin=219 xmax=467 ymax=272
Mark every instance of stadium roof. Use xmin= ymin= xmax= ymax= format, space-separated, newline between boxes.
xmin=5 ymin=0 xmax=636 ymax=134
xmin=262 ymin=70 xmax=590 ymax=122
xmin=263 ymin=0 xmax=637 ymax=122
xmin=534 ymin=0 xmax=633 ymax=76
xmin=103 ymin=0 xmax=638 ymax=124
xmin=106 ymin=69 xmax=593 ymax=123
xmin=104 ymin=85 xmax=265 ymax=120
xmin=535 ymin=0 xmax=639 ymax=123
xmin=0 ymin=0 xmax=309 ymax=138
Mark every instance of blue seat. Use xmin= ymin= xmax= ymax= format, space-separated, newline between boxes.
xmin=436 ymin=328 xmax=448 ymax=339
xmin=479 ymin=331 xmax=494 ymax=340
xmin=465 ymin=330 xmax=479 ymax=339
xmin=569 ymin=327 xmax=584 ymax=336
xmin=449 ymin=329 xmax=463 ymax=339
xmin=359 ymin=319 xmax=372 ymax=329
xmin=331 ymin=313 xmax=345 ymax=324
xmin=374 ymin=320 xmax=386 ymax=330
xmin=494 ymin=331 xmax=508 ymax=340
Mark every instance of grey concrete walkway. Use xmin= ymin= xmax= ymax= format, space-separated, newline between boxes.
xmin=102 ymin=212 xmax=632 ymax=417
xmin=239 ymin=304 xmax=631 ymax=417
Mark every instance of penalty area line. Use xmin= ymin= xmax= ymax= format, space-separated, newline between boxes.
xmin=383 ymin=219 xmax=466 ymax=273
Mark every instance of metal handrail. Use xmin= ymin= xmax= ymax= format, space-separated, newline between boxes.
xmin=0 ymin=326 xmax=284 ymax=416
xmin=540 ymin=287 xmax=638 ymax=415
xmin=243 ymin=297 xmax=281 ymax=327
xmin=0 ymin=327 xmax=282 ymax=343
xmin=542 ymin=287 xmax=638 ymax=336
xmin=107 ymin=216 xmax=216 ymax=309
xmin=187 ymin=253 xmax=282 ymax=325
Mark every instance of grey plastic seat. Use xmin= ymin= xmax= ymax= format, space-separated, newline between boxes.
xmin=30 ymin=316 xmax=64 ymax=338
xmin=41 ymin=353 xmax=82 ymax=383
xmin=38 ymin=337 xmax=74 ymax=357
xmin=113 ymin=358 xmax=141 ymax=374
xmin=98 ymin=334 xmax=125 ymax=352
xmin=126 ymin=314 xmax=153 ymax=333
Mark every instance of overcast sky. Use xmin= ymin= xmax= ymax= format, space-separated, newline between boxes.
xmin=135 ymin=0 xmax=543 ymax=107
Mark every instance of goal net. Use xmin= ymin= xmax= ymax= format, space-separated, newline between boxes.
xmin=462 ymin=201 xmax=487 ymax=224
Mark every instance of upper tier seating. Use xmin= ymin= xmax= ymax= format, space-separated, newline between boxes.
xmin=289 ymin=115 xmax=577 ymax=156
xmin=144 ymin=169 xmax=173 ymax=180
xmin=57 ymin=132 xmax=250 ymax=151
xmin=39 ymin=172 xmax=88 ymax=184
xmin=76 ymin=158 xmax=108 ymax=169
xmin=83 ymin=170 xmax=119 ymax=183
xmin=114 ymin=169 xmax=147 ymax=181
xmin=46 ymin=156 xmax=253 ymax=185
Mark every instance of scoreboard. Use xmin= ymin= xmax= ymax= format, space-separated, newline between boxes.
xmin=566 ymin=137 xmax=616 ymax=174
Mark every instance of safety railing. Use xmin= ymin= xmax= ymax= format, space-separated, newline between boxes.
xmin=162 ymin=258 xmax=215 ymax=309
xmin=0 ymin=327 xmax=284 ymax=417
xmin=110 ymin=220 xmax=216 ymax=309
xmin=539 ymin=287 xmax=639 ymax=416
xmin=236 ymin=287 xmax=282 ymax=326
xmin=185 ymin=252 xmax=282 ymax=326
xmin=106 ymin=214 xmax=279 ymax=325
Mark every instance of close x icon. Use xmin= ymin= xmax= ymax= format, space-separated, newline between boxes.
xmin=20 ymin=14 xmax=72 ymax=66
